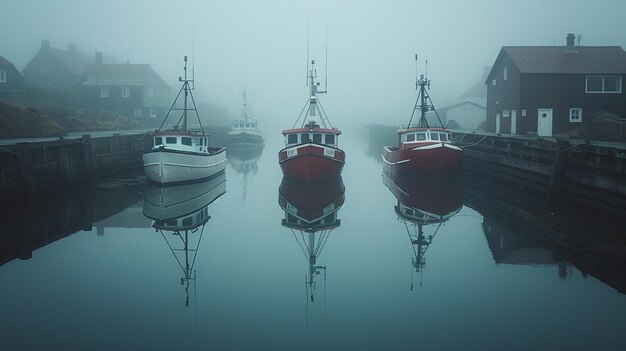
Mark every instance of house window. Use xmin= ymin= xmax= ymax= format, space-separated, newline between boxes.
xmin=0 ymin=70 xmax=6 ymax=82
xmin=134 ymin=108 xmax=142 ymax=117
xmin=40 ymin=65 xmax=51 ymax=75
xmin=521 ymin=109 xmax=526 ymax=117
xmin=586 ymin=76 xmax=622 ymax=93
xmin=503 ymin=110 xmax=510 ymax=117
xmin=503 ymin=66 xmax=508 ymax=81
xmin=101 ymin=87 xmax=109 ymax=98
xmin=492 ymin=79 xmax=497 ymax=86
xmin=147 ymin=87 xmax=154 ymax=98
xmin=569 ymin=108 xmax=582 ymax=123
xmin=122 ymin=87 xmax=130 ymax=98
xmin=150 ymin=108 xmax=157 ymax=117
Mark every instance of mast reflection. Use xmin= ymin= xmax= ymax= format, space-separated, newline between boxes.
xmin=278 ymin=176 xmax=344 ymax=303
xmin=227 ymin=146 xmax=263 ymax=203
xmin=143 ymin=172 xmax=226 ymax=306
xmin=383 ymin=172 xmax=462 ymax=289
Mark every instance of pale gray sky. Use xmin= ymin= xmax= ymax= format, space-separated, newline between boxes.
xmin=2 ymin=0 xmax=626 ymax=129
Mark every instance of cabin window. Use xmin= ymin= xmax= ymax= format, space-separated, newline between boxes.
xmin=100 ymin=87 xmax=109 ymax=98
xmin=325 ymin=134 xmax=335 ymax=145
xmin=586 ymin=76 xmax=622 ymax=93
xmin=181 ymin=137 xmax=192 ymax=146
xmin=416 ymin=133 xmax=426 ymax=141
xmin=0 ymin=70 xmax=6 ymax=82
xmin=301 ymin=134 xmax=310 ymax=143
xmin=440 ymin=133 xmax=449 ymax=141
xmin=405 ymin=134 xmax=415 ymax=142
xmin=154 ymin=137 xmax=163 ymax=146
xmin=313 ymin=133 xmax=322 ymax=143
xmin=287 ymin=134 xmax=297 ymax=144
xmin=569 ymin=108 xmax=582 ymax=123
xmin=182 ymin=217 xmax=193 ymax=226
xmin=431 ymin=133 xmax=440 ymax=141
xmin=405 ymin=208 xmax=414 ymax=216
xmin=166 ymin=219 xmax=177 ymax=226
xmin=166 ymin=137 xmax=177 ymax=144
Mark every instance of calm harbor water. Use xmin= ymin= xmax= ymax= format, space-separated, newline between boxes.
xmin=2 ymin=133 xmax=626 ymax=351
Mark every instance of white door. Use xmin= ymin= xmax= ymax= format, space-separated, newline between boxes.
xmin=495 ymin=113 xmax=501 ymax=133
xmin=537 ymin=108 xmax=553 ymax=137
xmin=511 ymin=110 xmax=517 ymax=134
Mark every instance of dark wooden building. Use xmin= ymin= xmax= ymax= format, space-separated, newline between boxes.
xmin=74 ymin=53 xmax=170 ymax=126
xmin=0 ymin=55 xmax=25 ymax=103
xmin=22 ymin=40 xmax=92 ymax=103
xmin=485 ymin=34 xmax=626 ymax=137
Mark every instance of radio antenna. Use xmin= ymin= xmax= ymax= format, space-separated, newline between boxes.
xmin=324 ymin=20 xmax=328 ymax=92
xmin=192 ymin=26 xmax=196 ymax=90
xmin=306 ymin=19 xmax=310 ymax=86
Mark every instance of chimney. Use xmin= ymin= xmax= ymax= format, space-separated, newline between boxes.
xmin=68 ymin=44 xmax=76 ymax=53
xmin=41 ymin=40 xmax=50 ymax=49
xmin=95 ymin=51 xmax=103 ymax=65
xmin=566 ymin=33 xmax=576 ymax=47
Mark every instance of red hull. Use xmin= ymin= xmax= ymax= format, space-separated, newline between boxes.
xmin=382 ymin=143 xmax=463 ymax=178
xmin=278 ymin=176 xmax=345 ymax=224
xmin=382 ymin=172 xmax=462 ymax=218
xmin=279 ymin=144 xmax=345 ymax=181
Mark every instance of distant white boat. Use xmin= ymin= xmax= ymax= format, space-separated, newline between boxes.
xmin=142 ymin=56 xmax=226 ymax=185
xmin=227 ymin=90 xmax=264 ymax=151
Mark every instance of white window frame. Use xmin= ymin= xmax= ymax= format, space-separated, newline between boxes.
xmin=122 ymin=87 xmax=130 ymax=98
xmin=503 ymin=110 xmax=510 ymax=117
xmin=521 ymin=109 xmax=526 ymax=117
xmin=0 ymin=70 xmax=6 ymax=82
xmin=150 ymin=108 xmax=157 ymax=117
xmin=491 ymin=79 xmax=497 ymax=86
xmin=100 ymin=87 xmax=109 ymax=98
xmin=503 ymin=66 xmax=508 ymax=81
xmin=585 ymin=76 xmax=622 ymax=93
xmin=134 ymin=108 xmax=142 ymax=117
xmin=569 ymin=108 xmax=582 ymax=123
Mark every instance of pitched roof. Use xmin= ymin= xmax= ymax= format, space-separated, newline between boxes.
xmin=81 ymin=63 xmax=169 ymax=87
xmin=502 ymin=46 xmax=626 ymax=74
xmin=438 ymin=101 xmax=486 ymax=112
xmin=48 ymin=47 xmax=92 ymax=75
xmin=0 ymin=55 xmax=14 ymax=66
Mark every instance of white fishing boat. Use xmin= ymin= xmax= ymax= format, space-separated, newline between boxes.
xmin=143 ymin=56 xmax=226 ymax=184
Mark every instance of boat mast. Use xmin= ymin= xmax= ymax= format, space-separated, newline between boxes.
xmin=182 ymin=56 xmax=189 ymax=131
xmin=406 ymin=54 xmax=445 ymax=129
xmin=241 ymin=89 xmax=249 ymax=122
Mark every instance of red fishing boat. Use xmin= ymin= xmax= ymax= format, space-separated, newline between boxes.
xmin=382 ymin=57 xmax=462 ymax=178
xmin=278 ymin=176 xmax=344 ymax=303
xmin=279 ymin=60 xmax=345 ymax=181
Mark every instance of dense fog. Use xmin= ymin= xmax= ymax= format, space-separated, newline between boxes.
xmin=2 ymin=0 xmax=626 ymax=131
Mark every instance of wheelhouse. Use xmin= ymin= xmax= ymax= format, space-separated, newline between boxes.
xmin=282 ymin=128 xmax=341 ymax=148
xmin=399 ymin=129 xmax=451 ymax=144
xmin=152 ymin=132 xmax=210 ymax=153
xmin=231 ymin=120 xmax=258 ymax=131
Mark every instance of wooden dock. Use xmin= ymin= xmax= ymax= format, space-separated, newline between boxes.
xmin=368 ymin=125 xmax=626 ymax=216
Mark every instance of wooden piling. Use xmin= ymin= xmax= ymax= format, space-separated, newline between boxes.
xmin=546 ymin=139 xmax=570 ymax=204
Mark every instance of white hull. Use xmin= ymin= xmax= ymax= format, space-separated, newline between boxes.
xmin=143 ymin=148 xmax=227 ymax=184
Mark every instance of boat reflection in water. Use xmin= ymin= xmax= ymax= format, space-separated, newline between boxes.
xmin=383 ymin=172 xmax=462 ymax=289
xmin=278 ymin=176 xmax=345 ymax=303
xmin=227 ymin=146 xmax=263 ymax=203
xmin=143 ymin=172 xmax=226 ymax=306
